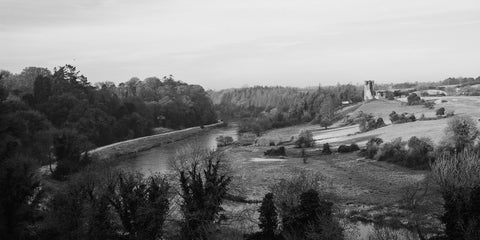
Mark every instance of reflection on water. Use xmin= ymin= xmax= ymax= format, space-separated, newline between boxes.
xmin=117 ymin=127 xmax=238 ymax=175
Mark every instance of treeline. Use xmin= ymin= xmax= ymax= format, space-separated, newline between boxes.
xmin=210 ymin=85 xmax=363 ymax=134
xmin=0 ymin=65 xmax=216 ymax=177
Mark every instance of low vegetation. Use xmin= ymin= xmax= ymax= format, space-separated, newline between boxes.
xmin=356 ymin=111 xmax=386 ymax=132
xmin=337 ymin=143 xmax=360 ymax=153
xmin=294 ymin=130 xmax=315 ymax=148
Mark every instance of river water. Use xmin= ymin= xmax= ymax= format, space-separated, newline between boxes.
xmin=116 ymin=126 xmax=238 ymax=175
xmin=116 ymin=125 xmax=413 ymax=240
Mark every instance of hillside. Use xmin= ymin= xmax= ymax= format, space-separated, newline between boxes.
xmin=258 ymin=96 xmax=480 ymax=147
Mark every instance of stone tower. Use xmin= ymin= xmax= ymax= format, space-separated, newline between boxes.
xmin=364 ymin=80 xmax=375 ymax=101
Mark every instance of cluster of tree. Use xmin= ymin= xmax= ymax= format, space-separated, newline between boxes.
xmin=294 ymin=130 xmax=315 ymax=148
xmin=389 ymin=111 xmax=416 ymax=124
xmin=337 ymin=143 xmax=360 ymax=153
xmin=215 ymin=135 xmax=234 ymax=147
xmin=264 ymin=146 xmax=286 ymax=157
xmin=441 ymin=76 xmax=480 ymax=87
xmin=212 ymin=85 xmax=363 ymax=135
xmin=356 ymin=112 xmax=386 ymax=132
xmin=0 ymin=65 xmax=217 ymax=178
xmin=0 ymin=143 xmax=233 ymax=240
xmin=361 ymin=116 xmax=480 ymax=170
xmin=246 ymin=171 xmax=344 ymax=240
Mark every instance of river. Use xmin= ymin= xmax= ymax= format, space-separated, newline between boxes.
xmin=116 ymin=126 xmax=238 ymax=174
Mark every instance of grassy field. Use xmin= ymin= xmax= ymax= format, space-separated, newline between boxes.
xmin=225 ymin=96 xmax=480 ymax=236
xmin=258 ymin=96 xmax=480 ymax=147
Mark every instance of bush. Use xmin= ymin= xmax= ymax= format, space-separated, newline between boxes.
xmin=42 ymin=170 xmax=171 ymax=240
xmin=295 ymin=130 xmax=315 ymax=148
xmin=258 ymin=193 xmax=278 ymax=239
xmin=424 ymin=101 xmax=435 ymax=109
xmin=337 ymin=143 xmax=360 ymax=153
xmin=177 ymin=150 xmax=232 ymax=240
xmin=436 ymin=107 xmax=445 ymax=116
xmin=264 ymin=147 xmax=286 ymax=157
xmin=389 ymin=111 xmax=416 ymax=124
xmin=375 ymin=138 xmax=407 ymax=163
xmin=282 ymin=189 xmax=343 ymax=240
xmin=405 ymin=137 xmax=434 ymax=169
xmin=216 ymin=135 xmax=234 ymax=147
xmin=374 ymin=137 xmax=434 ymax=169
xmin=357 ymin=112 xmax=385 ymax=132
xmin=432 ymin=150 xmax=480 ymax=239
xmin=322 ymin=143 xmax=332 ymax=155
xmin=442 ymin=116 xmax=479 ymax=152
xmin=407 ymin=93 xmax=423 ymax=105
xmin=363 ymin=137 xmax=383 ymax=159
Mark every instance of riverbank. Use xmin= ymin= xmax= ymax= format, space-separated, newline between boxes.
xmin=89 ymin=121 xmax=225 ymax=161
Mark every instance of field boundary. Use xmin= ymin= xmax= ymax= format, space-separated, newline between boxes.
xmin=89 ymin=122 xmax=224 ymax=161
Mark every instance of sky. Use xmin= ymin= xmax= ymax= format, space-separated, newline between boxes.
xmin=1 ymin=0 xmax=479 ymax=90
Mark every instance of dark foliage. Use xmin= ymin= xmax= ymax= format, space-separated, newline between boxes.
xmin=407 ymin=93 xmax=423 ymax=106
xmin=258 ymin=193 xmax=278 ymax=239
xmin=41 ymin=170 xmax=170 ymax=240
xmin=281 ymin=189 xmax=343 ymax=240
xmin=362 ymin=137 xmax=383 ymax=159
xmin=337 ymin=144 xmax=360 ymax=153
xmin=389 ymin=111 xmax=416 ymax=124
xmin=0 ymin=157 xmax=43 ymax=240
xmin=357 ymin=112 xmax=385 ymax=132
xmin=322 ymin=143 xmax=332 ymax=155
xmin=179 ymin=152 xmax=232 ymax=240
xmin=436 ymin=107 xmax=445 ymax=116
xmin=264 ymin=147 xmax=286 ymax=157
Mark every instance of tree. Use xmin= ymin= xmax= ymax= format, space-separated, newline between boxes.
xmin=436 ymin=107 xmax=445 ymax=116
xmin=295 ymin=130 xmax=315 ymax=148
xmin=33 ymin=75 xmax=53 ymax=103
xmin=443 ymin=116 xmax=479 ymax=152
xmin=258 ymin=193 xmax=278 ymax=239
xmin=318 ymin=95 xmax=335 ymax=129
xmin=407 ymin=93 xmax=422 ymax=105
xmin=105 ymin=171 xmax=171 ymax=240
xmin=0 ymin=156 xmax=43 ymax=240
xmin=52 ymin=129 xmax=92 ymax=179
xmin=175 ymin=149 xmax=232 ymax=239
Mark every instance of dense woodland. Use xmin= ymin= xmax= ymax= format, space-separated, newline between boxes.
xmin=209 ymin=85 xmax=363 ymax=133
xmin=0 ymin=65 xmax=216 ymax=176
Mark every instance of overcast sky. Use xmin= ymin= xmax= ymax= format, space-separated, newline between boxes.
xmin=1 ymin=0 xmax=479 ymax=89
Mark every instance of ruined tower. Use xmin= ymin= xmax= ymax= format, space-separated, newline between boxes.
xmin=364 ymin=80 xmax=375 ymax=101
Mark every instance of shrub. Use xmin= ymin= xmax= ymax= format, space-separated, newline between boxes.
xmin=177 ymin=150 xmax=232 ymax=239
xmin=295 ymin=130 xmax=315 ymax=148
xmin=436 ymin=107 xmax=445 ymax=116
xmin=375 ymin=138 xmax=407 ymax=163
xmin=424 ymin=101 xmax=435 ymax=109
xmin=442 ymin=116 xmax=479 ymax=152
xmin=407 ymin=93 xmax=423 ymax=105
xmin=363 ymin=137 xmax=383 ymax=159
xmin=282 ymin=189 xmax=344 ymax=240
xmin=52 ymin=128 xmax=93 ymax=180
xmin=432 ymin=150 xmax=480 ymax=240
xmin=264 ymin=147 xmax=286 ymax=157
xmin=216 ymin=135 xmax=234 ymax=147
xmin=337 ymin=143 xmax=360 ymax=153
xmin=357 ymin=112 xmax=385 ymax=132
xmin=258 ymin=193 xmax=278 ymax=239
xmin=43 ymin=170 xmax=171 ymax=240
xmin=322 ymin=143 xmax=332 ymax=155
xmin=0 ymin=157 xmax=44 ymax=240
xmin=390 ymin=111 xmax=416 ymax=124
xmin=405 ymin=137 xmax=434 ymax=169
